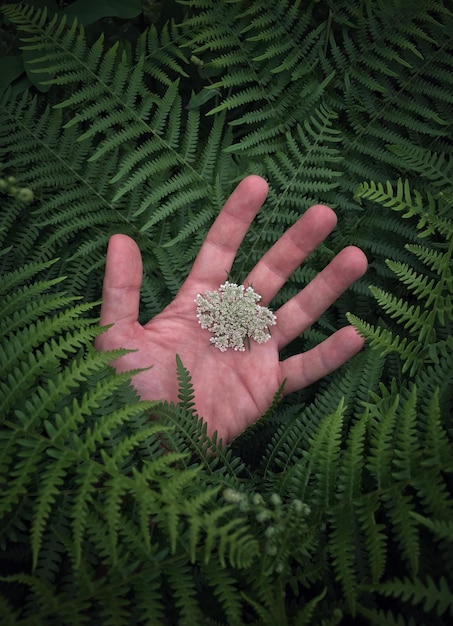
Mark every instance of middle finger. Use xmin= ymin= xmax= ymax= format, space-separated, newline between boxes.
xmin=244 ymin=204 xmax=337 ymax=303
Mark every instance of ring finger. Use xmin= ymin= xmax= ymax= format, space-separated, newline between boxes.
xmin=272 ymin=246 xmax=368 ymax=349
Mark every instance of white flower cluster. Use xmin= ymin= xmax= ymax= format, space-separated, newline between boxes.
xmin=195 ymin=281 xmax=277 ymax=352
xmin=223 ymin=488 xmax=312 ymax=572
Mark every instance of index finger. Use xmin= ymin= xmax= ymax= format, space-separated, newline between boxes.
xmin=185 ymin=175 xmax=269 ymax=287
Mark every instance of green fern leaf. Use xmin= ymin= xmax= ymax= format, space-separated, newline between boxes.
xmin=410 ymin=513 xmax=453 ymax=544
xmin=365 ymin=382 xmax=400 ymax=489
xmin=421 ymin=388 xmax=452 ymax=470
xmin=138 ymin=22 xmax=189 ymax=85
xmin=327 ymin=412 xmax=369 ymax=613
xmin=133 ymin=557 xmax=166 ymax=624
xmin=369 ymin=575 xmax=453 ymax=618
xmin=101 ymin=474 xmax=128 ymax=566
xmin=0 ymin=439 xmax=47 ymax=522
xmin=200 ymin=560 xmax=244 ymax=624
xmin=31 ymin=455 xmax=73 ymax=570
xmin=71 ymin=462 xmax=101 ymax=568
xmin=290 ymin=398 xmax=345 ymax=506
xmin=385 ymin=488 xmax=420 ymax=575
xmin=391 ymin=386 xmax=420 ymax=482
xmin=162 ymin=554 xmax=204 ymax=623
xmin=0 ymin=2 xmax=234 ymax=289
xmin=338 ymin=412 xmax=367 ymax=500
xmin=368 ymin=286 xmax=434 ymax=342
xmin=0 ymin=256 xmax=61 ymax=297
xmin=0 ymin=574 xmax=57 ymax=622
xmin=347 ymin=313 xmax=424 ymax=376
xmin=356 ymin=491 xmax=387 ymax=583
xmin=175 ymin=353 xmax=195 ymax=413
xmin=293 ymin=588 xmax=328 ymax=626
xmin=357 ymin=603 xmax=422 ymax=625
xmin=328 ymin=500 xmax=359 ymax=615
xmin=387 ymin=143 xmax=453 ymax=190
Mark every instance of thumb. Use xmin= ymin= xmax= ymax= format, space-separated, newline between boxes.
xmin=99 ymin=234 xmax=142 ymax=326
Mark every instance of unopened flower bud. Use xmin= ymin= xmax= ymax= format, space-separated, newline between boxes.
xmin=265 ymin=542 xmax=278 ymax=556
xmin=16 ymin=187 xmax=34 ymax=203
xmin=256 ymin=510 xmax=270 ymax=523
xmin=265 ymin=525 xmax=276 ymax=538
xmin=252 ymin=493 xmax=264 ymax=507
xmin=223 ymin=488 xmax=245 ymax=504
xmin=270 ymin=493 xmax=282 ymax=507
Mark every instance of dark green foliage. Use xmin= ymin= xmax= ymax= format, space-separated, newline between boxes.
xmin=1 ymin=1 xmax=452 ymax=623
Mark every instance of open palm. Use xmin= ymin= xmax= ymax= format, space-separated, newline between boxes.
xmin=95 ymin=176 xmax=368 ymax=442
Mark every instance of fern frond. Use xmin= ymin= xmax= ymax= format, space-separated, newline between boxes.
xmin=349 ymin=177 xmax=452 ymax=379
xmin=180 ymin=0 xmax=327 ymax=153
xmin=7 ymin=7 xmax=222 ymax=222
xmin=290 ymin=398 xmax=345 ymax=506
xmin=365 ymin=386 xmax=397 ymax=507
xmin=133 ymin=558 xmax=166 ymax=625
xmin=327 ymin=412 xmax=369 ymax=615
xmin=0 ymin=280 xmax=72 ymax=335
xmin=386 ymin=488 xmax=420 ymax=575
xmin=102 ymin=474 xmax=130 ymax=566
xmin=338 ymin=412 xmax=368 ymax=500
xmin=406 ymin=241 xmax=452 ymax=277
xmin=70 ymin=462 xmax=101 ymax=568
xmin=357 ymin=603 xmax=423 ymax=626
xmin=162 ymin=555 xmax=204 ymax=623
xmin=263 ymin=348 xmax=384 ymax=484
xmin=355 ymin=178 xmax=452 ymax=237
xmin=175 ymin=353 xmax=195 ymax=412
xmin=328 ymin=502 xmax=359 ymax=616
xmin=420 ymin=388 xmax=452 ymax=470
xmin=355 ymin=491 xmax=388 ymax=583
xmin=410 ymin=413 xmax=453 ymax=524
xmin=347 ymin=317 xmax=420 ymax=375
xmin=410 ymin=513 xmax=453 ymax=544
xmin=0 ymin=574 xmax=59 ymax=622
xmin=387 ymin=144 xmax=453 ymax=190
xmin=391 ymin=386 xmax=420 ymax=482
xmin=293 ymin=588 xmax=328 ymax=626
xmin=199 ymin=560 xmax=245 ymax=624
xmin=325 ymin=0 xmax=453 ymax=199
xmin=0 ymin=4 xmax=237 ymax=306
xmin=368 ymin=575 xmax=453 ymax=619
xmin=217 ymin=515 xmax=259 ymax=570
xmin=153 ymin=356 xmax=246 ymax=480
xmin=31 ymin=455 xmax=72 ymax=570
xmin=368 ymin=286 xmax=434 ymax=341
xmin=0 ymin=256 xmax=60 ymax=295
xmin=0 ymin=438 xmax=47 ymax=521
xmin=135 ymin=21 xmax=190 ymax=86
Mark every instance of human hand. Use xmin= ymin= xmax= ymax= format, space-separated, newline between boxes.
xmin=95 ymin=176 xmax=368 ymax=442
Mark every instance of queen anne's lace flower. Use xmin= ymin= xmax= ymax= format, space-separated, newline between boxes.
xmin=195 ymin=281 xmax=277 ymax=352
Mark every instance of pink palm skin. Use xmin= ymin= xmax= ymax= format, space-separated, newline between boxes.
xmin=95 ymin=176 xmax=368 ymax=442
